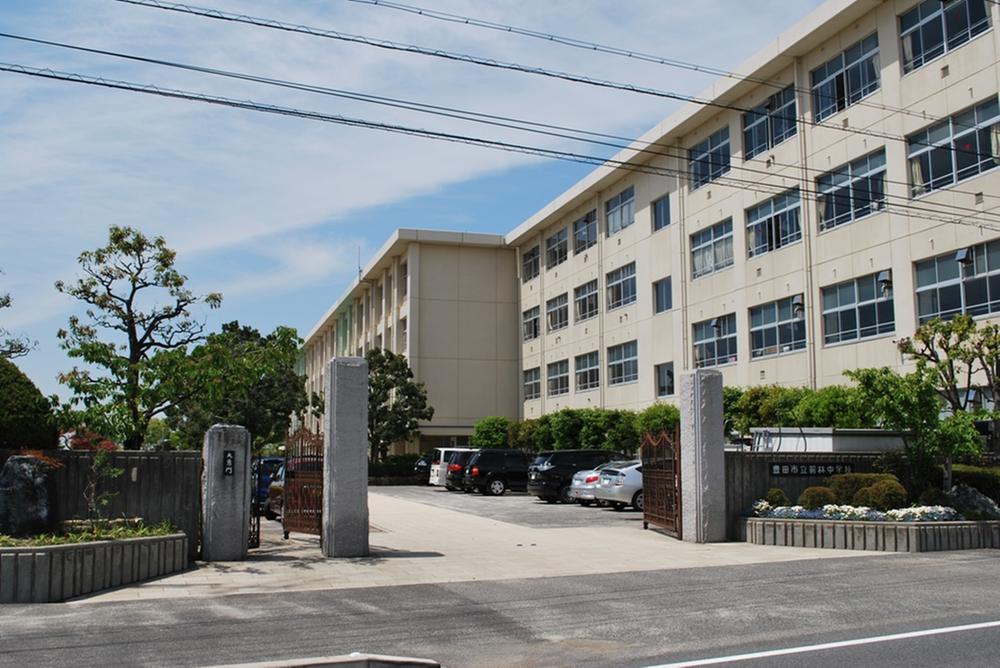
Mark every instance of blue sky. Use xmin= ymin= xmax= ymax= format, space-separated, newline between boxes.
xmin=0 ymin=0 xmax=825 ymax=397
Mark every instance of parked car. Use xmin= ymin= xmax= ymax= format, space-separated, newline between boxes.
xmin=444 ymin=450 xmax=477 ymax=491
xmin=255 ymin=456 xmax=284 ymax=511
xmin=594 ymin=461 xmax=643 ymax=510
xmin=462 ymin=448 xmax=531 ymax=495
xmin=413 ymin=451 xmax=434 ymax=485
xmin=569 ymin=461 xmax=629 ymax=506
xmin=528 ymin=450 xmax=626 ymax=503
xmin=265 ymin=464 xmax=285 ymax=520
xmin=429 ymin=447 xmax=476 ymax=487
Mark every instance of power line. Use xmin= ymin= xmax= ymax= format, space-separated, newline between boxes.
xmin=343 ymin=0 xmax=947 ymax=127
xmin=112 ymin=0 xmax=982 ymax=152
xmin=3 ymin=61 xmax=999 ymax=235
xmin=5 ymin=30 xmax=998 ymax=221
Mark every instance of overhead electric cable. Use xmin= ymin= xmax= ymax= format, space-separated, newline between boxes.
xmin=3 ymin=61 xmax=998 ymax=235
xmin=5 ymin=30 xmax=998 ymax=218
xmin=343 ymin=0 xmax=951 ymax=126
xmin=112 ymin=0 xmax=986 ymax=151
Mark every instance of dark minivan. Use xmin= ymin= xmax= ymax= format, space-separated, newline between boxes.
xmin=462 ymin=449 xmax=530 ymax=496
xmin=444 ymin=450 xmax=478 ymax=491
xmin=528 ymin=450 xmax=626 ymax=503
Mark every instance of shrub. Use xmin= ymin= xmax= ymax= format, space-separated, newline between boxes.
xmin=798 ymin=486 xmax=837 ymax=509
xmin=852 ymin=479 xmax=908 ymax=511
xmin=636 ymin=403 xmax=680 ymax=437
xmin=918 ymin=487 xmax=949 ymax=506
xmin=549 ymin=409 xmax=584 ymax=450
xmin=369 ymin=453 xmax=421 ymax=478
xmin=827 ymin=473 xmax=899 ymax=505
xmin=0 ymin=357 xmax=58 ymax=450
xmin=764 ymin=487 xmax=789 ymax=506
xmin=790 ymin=385 xmax=869 ymax=429
xmin=470 ymin=416 xmax=511 ymax=449
xmin=950 ymin=464 xmax=1000 ymax=503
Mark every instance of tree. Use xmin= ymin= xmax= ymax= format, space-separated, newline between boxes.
xmin=0 ymin=357 xmax=58 ymax=449
xmin=167 ymin=322 xmax=308 ymax=451
xmin=791 ymin=385 xmax=869 ymax=429
xmin=55 ymin=226 xmax=221 ymax=449
xmin=0 ymin=269 xmax=35 ymax=359
xmin=471 ymin=416 xmax=511 ymax=448
xmin=366 ymin=348 xmax=434 ymax=461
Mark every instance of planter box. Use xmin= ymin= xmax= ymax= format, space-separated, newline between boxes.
xmin=746 ymin=518 xmax=1000 ymax=552
xmin=0 ymin=533 xmax=188 ymax=603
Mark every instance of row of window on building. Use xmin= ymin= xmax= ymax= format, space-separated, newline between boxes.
xmin=523 ymin=238 xmax=1000 ymax=396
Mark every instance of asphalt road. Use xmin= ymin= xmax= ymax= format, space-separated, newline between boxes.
xmin=373 ymin=485 xmax=644 ymax=528
xmin=3 ymin=550 xmax=999 ymax=667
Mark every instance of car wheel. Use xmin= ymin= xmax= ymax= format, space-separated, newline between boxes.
xmin=543 ymin=497 xmax=557 ymax=504
xmin=558 ymin=486 xmax=573 ymax=503
xmin=632 ymin=490 xmax=644 ymax=512
xmin=612 ymin=502 xmax=626 ymax=511
xmin=462 ymin=487 xmax=473 ymax=494
xmin=487 ymin=479 xmax=507 ymax=496
xmin=445 ymin=484 xmax=456 ymax=491
xmin=596 ymin=499 xmax=609 ymax=508
xmin=579 ymin=500 xmax=592 ymax=507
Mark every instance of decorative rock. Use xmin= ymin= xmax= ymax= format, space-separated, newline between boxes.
xmin=0 ymin=456 xmax=56 ymax=536
xmin=948 ymin=484 xmax=1000 ymax=520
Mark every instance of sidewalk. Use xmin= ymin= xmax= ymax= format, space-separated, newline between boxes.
xmin=75 ymin=490 xmax=880 ymax=603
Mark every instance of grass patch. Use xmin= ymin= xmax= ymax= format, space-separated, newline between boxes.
xmin=0 ymin=520 xmax=175 ymax=547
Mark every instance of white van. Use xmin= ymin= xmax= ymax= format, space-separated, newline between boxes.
xmin=428 ymin=447 xmax=476 ymax=487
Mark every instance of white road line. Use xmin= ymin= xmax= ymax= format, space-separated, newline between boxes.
xmin=646 ymin=619 xmax=1000 ymax=667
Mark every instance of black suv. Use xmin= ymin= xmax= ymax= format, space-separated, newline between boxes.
xmin=462 ymin=449 xmax=530 ymax=496
xmin=444 ymin=450 xmax=477 ymax=491
xmin=528 ymin=450 xmax=626 ymax=503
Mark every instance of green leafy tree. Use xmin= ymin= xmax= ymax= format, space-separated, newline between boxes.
xmin=366 ymin=348 xmax=434 ymax=461
xmin=723 ymin=386 xmax=744 ymax=439
xmin=0 ymin=269 xmax=35 ymax=359
xmin=167 ymin=322 xmax=307 ymax=450
xmin=471 ymin=416 xmax=511 ymax=448
xmin=636 ymin=403 xmax=681 ymax=436
xmin=791 ymin=385 xmax=870 ymax=429
xmin=0 ymin=357 xmax=58 ymax=449
xmin=732 ymin=385 xmax=809 ymax=436
xmin=549 ymin=408 xmax=584 ymax=450
xmin=55 ymin=226 xmax=221 ymax=449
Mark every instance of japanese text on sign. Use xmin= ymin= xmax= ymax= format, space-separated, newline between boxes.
xmin=223 ymin=450 xmax=235 ymax=477
xmin=769 ymin=462 xmax=854 ymax=477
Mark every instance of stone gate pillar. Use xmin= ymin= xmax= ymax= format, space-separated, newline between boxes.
xmin=201 ymin=424 xmax=251 ymax=561
xmin=680 ymin=369 xmax=726 ymax=543
xmin=322 ymin=357 xmax=370 ymax=558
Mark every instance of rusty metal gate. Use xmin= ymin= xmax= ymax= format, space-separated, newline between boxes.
xmin=249 ymin=457 xmax=261 ymax=548
xmin=641 ymin=427 xmax=681 ymax=538
xmin=282 ymin=428 xmax=324 ymax=539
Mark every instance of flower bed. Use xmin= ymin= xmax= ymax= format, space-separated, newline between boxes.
xmin=752 ymin=500 xmax=963 ymax=522
xmin=745 ymin=517 xmax=1000 ymax=552
xmin=0 ymin=532 xmax=188 ymax=603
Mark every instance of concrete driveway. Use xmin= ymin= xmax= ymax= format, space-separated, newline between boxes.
xmin=76 ymin=486 xmax=877 ymax=603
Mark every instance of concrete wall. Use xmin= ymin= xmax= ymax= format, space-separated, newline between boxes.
xmin=750 ymin=428 xmax=906 ymax=453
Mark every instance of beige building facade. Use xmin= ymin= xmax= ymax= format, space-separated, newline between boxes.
xmin=304 ymin=0 xmax=1000 ymax=443
xmin=300 ymin=229 xmax=520 ymax=451
xmin=508 ymin=0 xmax=1000 ymax=419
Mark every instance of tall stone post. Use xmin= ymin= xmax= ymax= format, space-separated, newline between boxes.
xmin=201 ymin=424 xmax=250 ymax=561
xmin=322 ymin=357 xmax=370 ymax=557
xmin=680 ymin=370 xmax=726 ymax=543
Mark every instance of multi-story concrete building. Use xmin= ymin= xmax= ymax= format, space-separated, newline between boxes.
xmin=304 ymin=0 xmax=1000 ymax=446
xmin=509 ymin=0 xmax=1000 ymax=419
xmin=300 ymin=229 xmax=520 ymax=451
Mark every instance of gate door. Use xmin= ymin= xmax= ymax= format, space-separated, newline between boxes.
xmin=282 ymin=428 xmax=324 ymax=538
xmin=641 ymin=426 xmax=682 ymax=538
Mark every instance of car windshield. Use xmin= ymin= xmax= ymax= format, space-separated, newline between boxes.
xmin=531 ymin=454 xmax=552 ymax=467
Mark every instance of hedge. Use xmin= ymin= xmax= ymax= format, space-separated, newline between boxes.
xmin=951 ymin=464 xmax=1000 ymax=503
xmin=0 ymin=357 xmax=58 ymax=450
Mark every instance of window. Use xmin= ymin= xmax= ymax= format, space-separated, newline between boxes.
xmin=652 ymin=195 xmax=671 ymax=231
xmin=746 ymin=189 xmax=801 ymax=258
xmin=575 ymin=351 xmax=600 ymax=391
xmin=817 ymin=149 xmax=887 ymax=231
xmin=822 ymin=271 xmax=895 ymax=344
xmin=400 ymin=263 xmax=408 ymax=297
xmin=606 ymin=263 xmax=637 ymax=310
xmin=915 ymin=239 xmax=1000 ymax=323
xmin=655 ymin=362 xmax=675 ymax=397
xmin=689 ymin=127 xmax=731 ymax=189
xmin=693 ymin=314 xmax=738 ymax=368
xmin=900 ymin=0 xmax=990 ymax=73
xmin=749 ymin=295 xmax=807 ymax=358
xmin=653 ymin=277 xmax=672 ymax=313
xmin=522 ymin=246 xmax=540 ymax=282
xmin=400 ymin=317 xmax=407 ymax=352
xmin=545 ymin=228 xmax=568 ymax=269
xmin=522 ymin=306 xmax=540 ymax=341
xmin=691 ymin=218 xmax=734 ymax=278
xmin=907 ymin=97 xmax=1000 ymax=197
xmin=573 ymin=210 xmax=597 ymax=253
xmin=574 ymin=279 xmax=599 ymax=322
xmin=605 ymin=186 xmax=635 ymax=236
xmin=546 ymin=293 xmax=569 ymax=332
xmin=523 ymin=367 xmax=541 ymax=400
xmin=607 ymin=341 xmax=639 ymax=385
xmin=742 ymin=85 xmax=797 ymax=160
xmin=811 ymin=33 xmax=880 ymax=122
xmin=547 ymin=360 xmax=570 ymax=396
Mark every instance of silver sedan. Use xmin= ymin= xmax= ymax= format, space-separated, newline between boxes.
xmin=594 ymin=461 xmax=643 ymax=511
